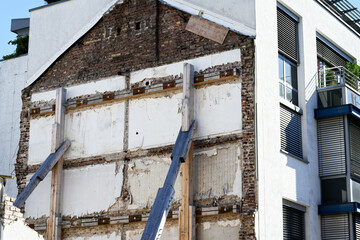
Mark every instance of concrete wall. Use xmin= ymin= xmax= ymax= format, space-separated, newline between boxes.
xmin=0 ymin=55 xmax=28 ymax=198
xmin=27 ymin=0 xmax=121 ymax=86
xmin=255 ymin=0 xmax=360 ymax=239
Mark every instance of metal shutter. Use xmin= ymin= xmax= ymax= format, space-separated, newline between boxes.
xmin=280 ymin=105 xmax=303 ymax=159
xmin=355 ymin=213 xmax=360 ymax=240
xmin=350 ymin=119 xmax=360 ymax=178
xmin=321 ymin=214 xmax=350 ymax=240
xmin=278 ymin=8 xmax=298 ymax=62
xmin=317 ymin=38 xmax=348 ymax=67
xmin=283 ymin=205 xmax=305 ymax=240
xmin=318 ymin=116 xmax=346 ymax=176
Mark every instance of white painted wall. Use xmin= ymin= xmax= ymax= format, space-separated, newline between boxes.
xmin=0 ymin=55 xmax=28 ymax=198
xmin=255 ymin=0 xmax=360 ymax=239
xmin=25 ymin=50 xmax=244 ymax=222
xmin=27 ymin=0 xmax=122 ymax=86
xmin=3 ymin=220 xmax=44 ymax=240
xmin=128 ymin=82 xmax=241 ymax=150
xmin=25 ymin=162 xmax=123 ymax=218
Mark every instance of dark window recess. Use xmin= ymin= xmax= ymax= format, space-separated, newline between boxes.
xmin=317 ymin=88 xmax=343 ymax=109
xmin=317 ymin=38 xmax=348 ymax=67
xmin=349 ymin=116 xmax=360 ymax=179
xmin=321 ymin=178 xmax=347 ymax=205
xmin=280 ymin=105 xmax=303 ymax=159
xmin=283 ymin=204 xmax=305 ymax=240
xmin=321 ymin=214 xmax=350 ymax=240
xmin=135 ymin=22 xmax=141 ymax=30
xmin=277 ymin=8 xmax=298 ymax=62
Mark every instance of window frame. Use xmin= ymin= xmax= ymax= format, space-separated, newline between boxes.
xmin=279 ymin=54 xmax=299 ymax=106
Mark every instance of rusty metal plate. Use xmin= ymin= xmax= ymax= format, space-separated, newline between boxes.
xmin=194 ymin=75 xmax=204 ymax=83
xmin=30 ymin=108 xmax=40 ymax=115
xmin=98 ymin=217 xmax=110 ymax=225
xmin=218 ymin=205 xmax=233 ymax=214
xmin=163 ymin=81 xmax=176 ymax=89
xmin=103 ymin=92 xmax=115 ymax=101
xmin=76 ymin=99 xmax=88 ymax=107
xmin=220 ymin=69 xmax=234 ymax=78
xmin=185 ymin=16 xmax=229 ymax=44
xmin=129 ymin=214 xmax=142 ymax=222
xmin=133 ymin=87 xmax=145 ymax=95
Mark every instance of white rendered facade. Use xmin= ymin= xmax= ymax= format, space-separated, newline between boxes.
xmin=255 ymin=0 xmax=360 ymax=239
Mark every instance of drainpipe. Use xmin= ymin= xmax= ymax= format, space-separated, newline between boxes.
xmin=0 ymin=177 xmax=5 ymax=240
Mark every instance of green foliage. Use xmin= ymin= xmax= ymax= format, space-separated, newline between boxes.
xmin=347 ymin=62 xmax=360 ymax=78
xmin=2 ymin=35 xmax=29 ymax=60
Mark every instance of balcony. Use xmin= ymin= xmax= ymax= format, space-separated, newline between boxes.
xmin=317 ymin=66 xmax=360 ymax=109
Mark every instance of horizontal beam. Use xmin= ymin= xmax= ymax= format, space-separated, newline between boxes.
xmin=13 ymin=140 xmax=71 ymax=208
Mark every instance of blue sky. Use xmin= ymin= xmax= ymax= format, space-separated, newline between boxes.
xmin=0 ymin=0 xmax=46 ymax=59
xmin=0 ymin=0 xmax=360 ymax=59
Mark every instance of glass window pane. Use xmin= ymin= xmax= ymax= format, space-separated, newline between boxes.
xmin=285 ymin=61 xmax=291 ymax=84
xmin=286 ymin=87 xmax=292 ymax=102
xmin=279 ymin=83 xmax=285 ymax=98
xmin=291 ymin=64 xmax=298 ymax=90
xmin=279 ymin=56 xmax=284 ymax=82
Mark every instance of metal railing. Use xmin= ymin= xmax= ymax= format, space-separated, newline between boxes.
xmin=317 ymin=66 xmax=360 ymax=91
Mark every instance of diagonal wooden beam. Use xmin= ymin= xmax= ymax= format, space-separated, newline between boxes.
xmin=47 ymin=88 xmax=66 ymax=240
xmin=13 ymin=140 xmax=71 ymax=208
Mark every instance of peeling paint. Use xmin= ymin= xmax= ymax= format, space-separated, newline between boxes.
xmin=194 ymin=144 xmax=242 ymax=200
xmin=127 ymin=157 xmax=181 ymax=209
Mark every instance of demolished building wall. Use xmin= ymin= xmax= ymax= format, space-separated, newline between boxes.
xmin=15 ymin=0 xmax=256 ymax=239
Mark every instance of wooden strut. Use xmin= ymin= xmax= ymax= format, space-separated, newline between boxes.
xmin=179 ymin=63 xmax=195 ymax=240
xmin=47 ymin=88 xmax=66 ymax=240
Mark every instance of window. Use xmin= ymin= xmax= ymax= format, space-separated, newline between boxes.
xmin=279 ymin=55 xmax=298 ymax=106
xmin=277 ymin=5 xmax=299 ymax=106
xmin=280 ymin=105 xmax=303 ymax=159
xmin=321 ymin=214 xmax=350 ymax=239
xmin=283 ymin=200 xmax=305 ymax=240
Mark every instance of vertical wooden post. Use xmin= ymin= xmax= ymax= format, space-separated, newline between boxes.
xmin=47 ymin=88 xmax=66 ymax=240
xmin=180 ymin=63 xmax=195 ymax=240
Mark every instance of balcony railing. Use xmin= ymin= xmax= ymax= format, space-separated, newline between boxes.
xmin=317 ymin=66 xmax=360 ymax=92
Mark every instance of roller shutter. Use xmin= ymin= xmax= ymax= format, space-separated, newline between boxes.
xmin=283 ymin=204 xmax=305 ymax=240
xmin=350 ymin=117 xmax=360 ymax=178
xmin=318 ymin=116 xmax=346 ymax=176
xmin=321 ymin=214 xmax=350 ymax=240
xmin=278 ymin=8 xmax=298 ymax=62
xmin=317 ymin=38 xmax=348 ymax=67
xmin=280 ymin=105 xmax=303 ymax=159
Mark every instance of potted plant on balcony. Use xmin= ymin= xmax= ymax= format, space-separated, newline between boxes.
xmin=325 ymin=68 xmax=338 ymax=86
xmin=346 ymin=62 xmax=360 ymax=90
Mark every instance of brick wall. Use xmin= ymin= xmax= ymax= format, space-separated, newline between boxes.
xmin=29 ymin=0 xmax=246 ymax=93
xmin=16 ymin=0 xmax=257 ymax=239
xmin=1 ymin=194 xmax=24 ymax=225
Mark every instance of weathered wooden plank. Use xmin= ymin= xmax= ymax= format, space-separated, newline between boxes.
xmin=47 ymin=88 xmax=66 ymax=240
xmin=13 ymin=140 xmax=71 ymax=208
xmin=179 ymin=143 xmax=194 ymax=240
xmin=185 ymin=16 xmax=229 ymax=44
xmin=182 ymin=63 xmax=194 ymax=132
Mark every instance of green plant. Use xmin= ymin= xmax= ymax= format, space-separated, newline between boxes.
xmin=2 ymin=35 xmax=29 ymax=60
xmin=347 ymin=62 xmax=360 ymax=78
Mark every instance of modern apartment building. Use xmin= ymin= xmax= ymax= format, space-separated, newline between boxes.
xmin=0 ymin=0 xmax=359 ymax=239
